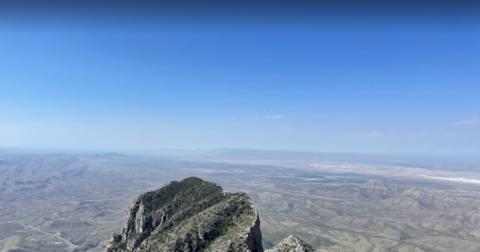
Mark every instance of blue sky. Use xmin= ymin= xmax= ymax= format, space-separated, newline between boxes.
xmin=1 ymin=6 xmax=479 ymax=156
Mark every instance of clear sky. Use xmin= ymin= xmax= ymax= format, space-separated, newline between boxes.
xmin=1 ymin=1 xmax=479 ymax=156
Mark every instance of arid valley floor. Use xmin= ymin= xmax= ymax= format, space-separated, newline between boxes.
xmin=1 ymin=150 xmax=480 ymax=252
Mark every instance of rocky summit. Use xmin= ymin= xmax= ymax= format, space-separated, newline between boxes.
xmin=265 ymin=236 xmax=314 ymax=252
xmin=106 ymin=177 xmax=313 ymax=252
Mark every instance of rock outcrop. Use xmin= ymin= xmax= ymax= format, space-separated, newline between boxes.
xmin=265 ymin=236 xmax=314 ymax=252
xmin=106 ymin=177 xmax=312 ymax=252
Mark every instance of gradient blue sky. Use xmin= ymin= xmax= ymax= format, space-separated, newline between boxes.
xmin=1 ymin=3 xmax=479 ymax=156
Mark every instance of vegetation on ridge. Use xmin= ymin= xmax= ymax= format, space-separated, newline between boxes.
xmin=107 ymin=177 xmax=263 ymax=252
xmin=139 ymin=177 xmax=224 ymax=215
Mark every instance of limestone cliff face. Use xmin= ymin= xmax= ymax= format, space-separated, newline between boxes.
xmin=106 ymin=177 xmax=263 ymax=252
xmin=108 ymin=197 xmax=173 ymax=251
xmin=106 ymin=177 xmax=311 ymax=252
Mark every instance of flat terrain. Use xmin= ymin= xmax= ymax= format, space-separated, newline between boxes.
xmin=1 ymin=150 xmax=480 ymax=251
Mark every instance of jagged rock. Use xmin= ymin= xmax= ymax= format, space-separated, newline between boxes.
xmin=265 ymin=235 xmax=315 ymax=252
xmin=106 ymin=177 xmax=313 ymax=252
xmin=106 ymin=177 xmax=264 ymax=252
xmin=111 ymin=233 xmax=122 ymax=243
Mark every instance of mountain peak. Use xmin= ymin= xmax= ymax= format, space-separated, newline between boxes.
xmin=266 ymin=235 xmax=315 ymax=252
xmin=106 ymin=177 xmax=312 ymax=252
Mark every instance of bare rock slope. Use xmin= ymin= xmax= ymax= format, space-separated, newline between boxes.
xmin=265 ymin=236 xmax=314 ymax=252
xmin=106 ymin=177 xmax=312 ymax=252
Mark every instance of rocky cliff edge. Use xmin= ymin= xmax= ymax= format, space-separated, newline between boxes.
xmin=106 ymin=177 xmax=312 ymax=252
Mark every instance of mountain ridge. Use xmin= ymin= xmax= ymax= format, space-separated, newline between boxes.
xmin=106 ymin=177 xmax=312 ymax=252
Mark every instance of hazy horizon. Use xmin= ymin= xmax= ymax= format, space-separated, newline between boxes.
xmin=1 ymin=147 xmax=479 ymax=161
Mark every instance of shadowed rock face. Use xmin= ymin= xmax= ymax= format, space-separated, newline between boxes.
xmin=106 ymin=177 xmax=312 ymax=252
